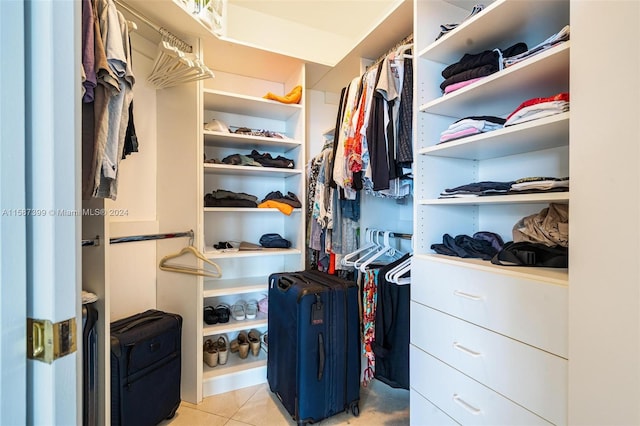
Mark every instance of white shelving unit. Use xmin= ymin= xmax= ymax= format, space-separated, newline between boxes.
xmin=411 ymin=0 xmax=570 ymax=424
xmin=198 ymin=66 xmax=306 ymax=397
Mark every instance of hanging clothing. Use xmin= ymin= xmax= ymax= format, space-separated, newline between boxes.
xmin=372 ymin=254 xmax=411 ymax=390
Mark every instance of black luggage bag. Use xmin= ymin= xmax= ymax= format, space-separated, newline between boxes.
xmin=267 ymin=270 xmax=361 ymax=425
xmin=111 ymin=309 xmax=182 ymax=426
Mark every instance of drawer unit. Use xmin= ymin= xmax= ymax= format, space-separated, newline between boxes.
xmin=411 ymin=301 xmax=567 ymax=425
xmin=411 ymin=389 xmax=459 ymax=425
xmin=410 ymin=345 xmax=552 ymax=426
xmin=412 ymin=256 xmax=568 ymax=357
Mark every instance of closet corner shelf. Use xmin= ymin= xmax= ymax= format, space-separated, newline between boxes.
xmin=203 ymin=312 xmax=268 ymax=336
xmin=204 ymin=248 xmax=301 ymax=260
xmin=419 ymin=42 xmax=570 ymax=118
xmin=204 ymin=163 xmax=302 ymax=177
xmin=418 ymin=112 xmax=570 ymax=160
xmin=204 ymin=207 xmax=302 ymax=213
xmin=418 ymin=192 xmax=569 ymax=206
xmin=204 ymin=130 xmax=302 ymax=152
xmin=203 ymin=276 xmax=268 ymax=298
xmin=414 ymin=253 xmax=568 ymax=286
xmin=418 ymin=0 xmax=570 ymax=64
xmin=203 ymin=350 xmax=267 ymax=381
xmin=203 ymin=89 xmax=303 ymax=121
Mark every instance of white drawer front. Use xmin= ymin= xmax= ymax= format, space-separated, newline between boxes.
xmin=411 ymin=257 xmax=567 ymax=357
xmin=411 ymin=389 xmax=460 ymax=425
xmin=410 ymin=345 xmax=552 ymax=426
xmin=411 ymin=302 xmax=567 ymax=425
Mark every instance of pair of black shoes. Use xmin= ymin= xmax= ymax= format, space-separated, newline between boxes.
xmin=204 ymin=304 xmax=231 ymax=325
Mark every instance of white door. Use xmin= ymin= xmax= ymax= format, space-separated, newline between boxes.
xmin=1 ymin=1 xmax=81 ymax=424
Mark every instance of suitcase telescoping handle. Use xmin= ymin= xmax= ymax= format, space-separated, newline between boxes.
xmin=113 ymin=315 xmax=165 ymax=334
xmin=318 ymin=332 xmax=325 ymax=381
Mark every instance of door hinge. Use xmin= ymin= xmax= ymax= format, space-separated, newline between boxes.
xmin=27 ymin=317 xmax=77 ymax=364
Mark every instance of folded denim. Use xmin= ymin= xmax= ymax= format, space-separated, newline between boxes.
xmin=259 ymin=233 xmax=291 ymax=248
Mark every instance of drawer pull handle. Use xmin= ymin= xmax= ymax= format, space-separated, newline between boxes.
xmin=452 ymin=394 xmax=482 ymax=415
xmin=453 ymin=342 xmax=482 ymax=357
xmin=453 ymin=290 xmax=483 ymax=301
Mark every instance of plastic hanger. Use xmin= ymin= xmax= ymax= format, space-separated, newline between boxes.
xmin=159 ymin=245 xmax=222 ymax=278
xmin=358 ymin=231 xmax=403 ymax=273
xmin=342 ymin=229 xmax=379 ymax=267
xmin=385 ymin=255 xmax=412 ymax=285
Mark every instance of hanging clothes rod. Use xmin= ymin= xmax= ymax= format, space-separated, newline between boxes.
xmin=113 ymin=0 xmax=193 ymax=53
xmin=110 ymin=230 xmax=194 ymax=244
xmin=82 ymin=236 xmax=101 ymax=247
xmin=367 ymin=33 xmax=414 ymax=71
xmin=366 ymin=228 xmax=413 ymax=240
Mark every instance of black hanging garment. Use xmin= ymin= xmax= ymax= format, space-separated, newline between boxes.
xmin=372 ymin=254 xmax=411 ymax=389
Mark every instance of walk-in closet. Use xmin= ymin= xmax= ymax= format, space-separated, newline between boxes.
xmin=6 ymin=0 xmax=640 ymax=425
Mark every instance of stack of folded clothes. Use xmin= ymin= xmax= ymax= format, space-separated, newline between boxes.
xmin=258 ymin=191 xmax=302 ymax=215
xmin=439 ymin=115 xmax=505 ymax=144
xmin=439 ymin=180 xmax=514 ymax=198
xmin=431 ymin=231 xmax=505 ymax=260
xmin=204 ymin=189 xmax=258 ymax=207
xmin=509 ymin=176 xmax=569 ymax=194
xmin=504 ymin=26 xmax=570 ymax=68
xmin=440 ymin=42 xmax=528 ymax=93
xmin=231 ymin=126 xmax=292 ymax=139
xmin=247 ymin=150 xmax=294 ymax=169
xmin=221 ymin=153 xmax=263 ymax=167
xmin=504 ymin=92 xmax=569 ymax=127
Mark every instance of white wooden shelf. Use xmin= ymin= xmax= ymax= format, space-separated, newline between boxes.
xmin=418 ymin=0 xmax=570 ymax=65
xmin=203 ymin=312 xmax=268 ymax=336
xmin=204 ymin=247 xmax=302 ymax=259
xmin=419 ymin=112 xmax=569 ymax=160
xmin=418 ymin=192 xmax=569 ymax=206
xmin=202 ymin=348 xmax=267 ymax=379
xmin=203 ymin=163 xmax=302 ymax=177
xmin=204 ymin=207 xmax=302 ymax=213
xmin=204 ymin=130 xmax=302 ymax=153
xmin=203 ymin=89 xmax=303 ymax=120
xmin=203 ymin=276 xmax=269 ymax=298
xmin=419 ymin=42 xmax=570 ymax=117
xmin=414 ymin=253 xmax=568 ymax=286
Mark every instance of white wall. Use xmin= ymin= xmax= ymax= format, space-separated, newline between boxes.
xmin=105 ymin=33 xmax=160 ymax=321
xmin=568 ymin=0 xmax=640 ymax=423
xmin=305 ymin=89 xmax=340 ymax=162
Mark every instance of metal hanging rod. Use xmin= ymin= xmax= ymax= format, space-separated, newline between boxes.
xmin=82 ymin=236 xmax=101 ymax=247
xmin=366 ymin=228 xmax=413 ymax=240
xmin=110 ymin=230 xmax=194 ymax=244
xmin=367 ymin=33 xmax=414 ymax=71
xmin=113 ymin=0 xmax=193 ymax=53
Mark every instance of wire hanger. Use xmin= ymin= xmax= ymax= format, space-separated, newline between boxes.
xmin=159 ymin=245 xmax=222 ymax=278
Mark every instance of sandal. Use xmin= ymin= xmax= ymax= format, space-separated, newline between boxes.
xmin=248 ymin=330 xmax=261 ymax=356
xmin=203 ymin=339 xmax=218 ymax=367
xmin=245 ymin=300 xmax=258 ymax=320
xmin=231 ymin=301 xmax=246 ymax=321
xmin=215 ymin=304 xmax=230 ymax=323
xmin=237 ymin=331 xmax=249 ymax=359
xmin=215 ymin=335 xmax=228 ymax=365
xmin=203 ymin=306 xmax=218 ymax=325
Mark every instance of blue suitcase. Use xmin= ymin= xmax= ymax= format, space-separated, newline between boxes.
xmin=110 ymin=309 xmax=182 ymax=426
xmin=267 ymin=270 xmax=361 ymax=425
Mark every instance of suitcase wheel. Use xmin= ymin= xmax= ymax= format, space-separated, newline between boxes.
xmin=350 ymin=402 xmax=360 ymax=417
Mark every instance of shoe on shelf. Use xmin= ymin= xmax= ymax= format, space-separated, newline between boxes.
xmin=215 ymin=303 xmax=230 ymax=323
xmin=261 ymin=332 xmax=268 ymax=353
xmin=245 ymin=300 xmax=258 ymax=320
xmin=248 ymin=330 xmax=261 ymax=356
xmin=215 ymin=335 xmax=228 ymax=365
xmin=237 ymin=331 xmax=250 ymax=359
xmin=231 ymin=301 xmax=246 ymax=321
xmin=203 ymin=339 xmax=218 ymax=367
xmin=203 ymin=306 xmax=218 ymax=325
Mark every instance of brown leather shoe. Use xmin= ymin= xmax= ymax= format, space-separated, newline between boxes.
xmin=237 ymin=331 xmax=249 ymax=359
xmin=248 ymin=330 xmax=261 ymax=356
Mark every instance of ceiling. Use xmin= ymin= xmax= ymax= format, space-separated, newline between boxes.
xmin=229 ymin=0 xmax=401 ymax=40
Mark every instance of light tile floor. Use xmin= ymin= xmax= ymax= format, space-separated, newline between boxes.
xmin=160 ymin=379 xmax=409 ymax=426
